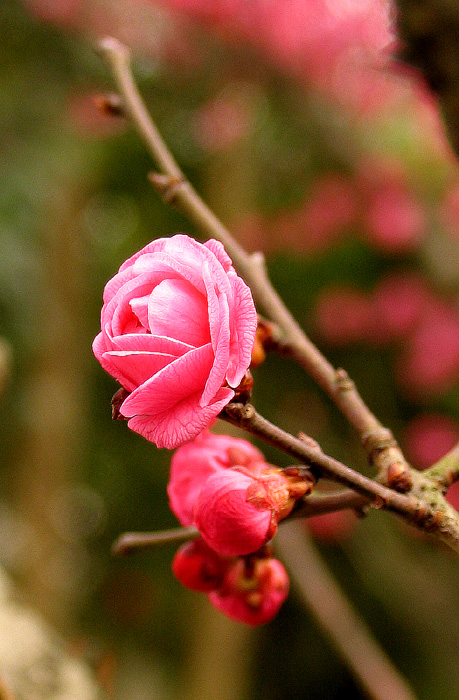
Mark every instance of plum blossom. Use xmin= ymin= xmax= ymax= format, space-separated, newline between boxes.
xmin=208 ymin=556 xmax=290 ymax=625
xmin=167 ymin=430 xmax=265 ymax=525
xmin=194 ymin=466 xmax=301 ymax=555
xmin=93 ymin=235 xmax=257 ymax=449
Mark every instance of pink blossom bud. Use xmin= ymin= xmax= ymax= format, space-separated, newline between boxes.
xmin=195 ymin=466 xmax=305 ymax=556
xmin=208 ymin=557 xmax=289 ymax=625
xmin=167 ymin=431 xmax=265 ymax=526
xmin=93 ymin=235 xmax=257 ymax=449
xmin=172 ymin=538 xmax=230 ymax=592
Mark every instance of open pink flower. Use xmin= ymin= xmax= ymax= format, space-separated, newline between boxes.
xmin=93 ymin=235 xmax=257 ymax=449
xmin=208 ymin=556 xmax=289 ymax=625
xmin=168 ymin=430 xmax=265 ymax=525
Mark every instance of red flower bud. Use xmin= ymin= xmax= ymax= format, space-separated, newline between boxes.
xmin=171 ymin=538 xmax=230 ymax=592
xmin=208 ymin=557 xmax=289 ymax=625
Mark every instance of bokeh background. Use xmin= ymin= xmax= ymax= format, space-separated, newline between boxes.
xmin=2 ymin=0 xmax=459 ymax=698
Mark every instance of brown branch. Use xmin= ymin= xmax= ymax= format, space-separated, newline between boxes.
xmin=221 ymin=402 xmax=459 ymax=553
xmin=111 ymin=526 xmax=199 ymax=556
xmin=291 ymin=489 xmax=369 ymax=519
xmin=111 ymin=494 xmax=368 ymax=558
xmin=276 ymin=522 xmax=418 ymax=700
xmin=96 ymin=36 xmax=409 ymax=483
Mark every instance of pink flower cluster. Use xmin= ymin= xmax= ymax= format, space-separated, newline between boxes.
xmin=93 ymin=236 xmax=294 ymax=624
xmin=168 ymin=431 xmax=308 ymax=555
xmin=172 ymin=538 xmax=289 ymax=625
xmin=93 ymin=235 xmax=257 ymax=449
xmin=168 ymin=431 xmax=303 ymax=624
xmin=315 ymin=272 xmax=459 ymax=397
xmin=154 ymin=0 xmax=394 ymax=112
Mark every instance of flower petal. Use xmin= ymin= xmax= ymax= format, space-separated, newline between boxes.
xmin=103 ymin=351 xmax=176 ymax=392
xmin=226 ymin=273 xmax=258 ymax=387
xmin=112 ymin=333 xmax=194 ymax=356
xmin=125 ymin=386 xmax=234 ymax=449
xmin=120 ymin=343 xmax=215 ymax=418
xmin=148 ymin=279 xmax=210 ymax=347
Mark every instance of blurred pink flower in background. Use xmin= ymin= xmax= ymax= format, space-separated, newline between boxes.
xmin=270 ymin=174 xmax=357 ymax=255
xmin=23 ymin=0 xmax=84 ymax=26
xmin=357 ymin=158 xmax=425 ymax=254
xmin=396 ymin=297 xmax=459 ymax=397
xmin=305 ymin=509 xmax=358 ymax=542
xmin=315 ymin=286 xmax=372 ymax=345
xmin=370 ymin=272 xmax=430 ymax=342
xmin=441 ymin=185 xmax=459 ymax=238
xmin=153 ymin=0 xmax=395 ymax=111
xmin=403 ymin=414 xmax=459 ymax=471
xmin=193 ymin=93 xmax=253 ymax=152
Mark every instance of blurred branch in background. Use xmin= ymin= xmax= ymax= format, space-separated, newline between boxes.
xmin=277 ymin=522 xmax=416 ymax=700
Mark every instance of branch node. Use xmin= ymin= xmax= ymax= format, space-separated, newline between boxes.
xmin=362 ymin=428 xmax=397 ymax=458
xmin=223 ymin=402 xmax=255 ymax=427
xmin=93 ymin=92 xmax=125 ymax=117
xmin=387 ymin=462 xmax=413 ymax=493
xmin=297 ymin=432 xmax=322 ymax=452
xmin=335 ymin=368 xmax=355 ymax=392
xmin=148 ymin=172 xmax=186 ymax=204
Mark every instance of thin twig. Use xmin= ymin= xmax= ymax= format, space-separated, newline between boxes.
xmin=111 ymin=526 xmax=199 ymax=556
xmin=96 ymin=36 xmax=409 ymax=482
xmin=276 ymin=522 xmax=418 ymax=700
xmin=291 ymin=489 xmax=369 ymax=519
xmin=111 ymin=493 xmax=368 ymax=558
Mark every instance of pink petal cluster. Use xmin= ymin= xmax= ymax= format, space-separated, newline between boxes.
xmin=208 ymin=556 xmax=289 ymax=626
xmin=93 ymin=235 xmax=257 ymax=449
xmin=168 ymin=431 xmax=307 ymax=555
xmin=195 ymin=466 xmax=296 ymax=555
xmin=172 ymin=538 xmax=289 ymax=625
xmin=168 ymin=430 xmax=264 ymax=525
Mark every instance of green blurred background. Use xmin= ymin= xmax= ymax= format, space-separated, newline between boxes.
xmin=2 ymin=0 xmax=459 ymax=698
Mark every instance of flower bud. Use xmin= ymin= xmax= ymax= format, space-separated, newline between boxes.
xmin=195 ymin=466 xmax=307 ymax=556
xmin=167 ymin=431 xmax=265 ymax=526
xmin=208 ymin=557 xmax=289 ymax=625
xmin=172 ymin=538 xmax=229 ymax=592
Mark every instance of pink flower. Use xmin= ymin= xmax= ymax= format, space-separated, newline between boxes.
xmin=168 ymin=430 xmax=265 ymax=525
xmin=208 ymin=556 xmax=289 ymax=625
xmin=194 ymin=465 xmax=305 ymax=555
xmin=172 ymin=538 xmax=230 ymax=592
xmin=93 ymin=235 xmax=257 ymax=449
